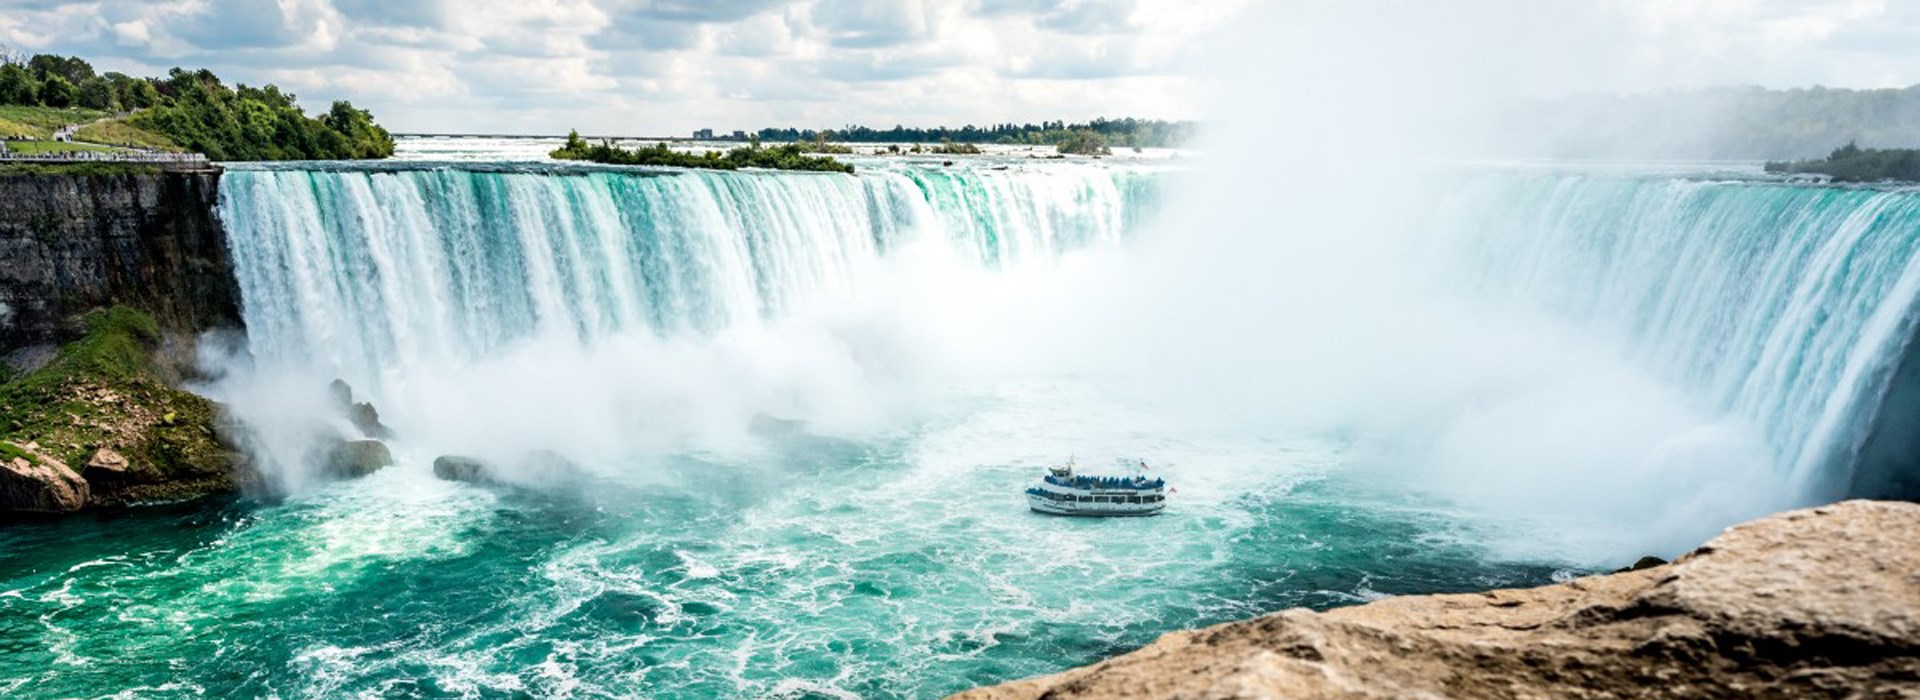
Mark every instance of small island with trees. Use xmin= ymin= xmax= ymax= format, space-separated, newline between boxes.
xmin=551 ymin=131 xmax=854 ymax=173
xmin=1766 ymin=142 xmax=1920 ymax=183
xmin=0 ymin=48 xmax=393 ymax=164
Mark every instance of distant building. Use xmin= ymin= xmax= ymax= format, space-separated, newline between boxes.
xmin=730 ymin=130 xmax=748 ymax=141
xmin=692 ymin=128 xmax=714 ymax=140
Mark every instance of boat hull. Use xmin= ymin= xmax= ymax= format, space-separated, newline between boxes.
xmin=1026 ymin=493 xmax=1165 ymax=517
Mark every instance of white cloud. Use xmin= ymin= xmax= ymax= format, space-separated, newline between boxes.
xmin=0 ymin=0 xmax=1913 ymax=135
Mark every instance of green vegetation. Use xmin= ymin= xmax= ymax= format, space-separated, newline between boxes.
xmin=0 ymin=104 xmax=105 ymax=132
xmin=927 ymin=139 xmax=982 ymax=155
xmin=755 ymin=117 xmax=1193 ymax=149
xmin=789 ymin=130 xmax=854 ymax=154
xmin=0 ymin=307 xmax=235 ymax=497
xmin=551 ymin=130 xmax=854 ymax=174
xmin=1766 ymin=142 xmax=1920 ymax=183
xmin=1055 ymin=130 xmax=1111 ymax=156
xmin=0 ymin=162 xmax=160 ymax=176
xmin=4 ymin=139 xmax=125 ymax=155
xmin=0 ymin=48 xmax=391 ymax=161
xmin=130 ymin=70 xmax=393 ymax=160
xmin=0 ymin=118 xmax=36 ymax=139
xmin=74 ymin=117 xmax=178 ymax=151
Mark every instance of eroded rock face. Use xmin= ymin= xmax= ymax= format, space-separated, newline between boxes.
xmin=0 ymin=441 xmax=89 ymax=513
xmin=951 ymin=501 xmax=1920 ymax=700
xmin=0 ymin=171 xmax=237 ymax=351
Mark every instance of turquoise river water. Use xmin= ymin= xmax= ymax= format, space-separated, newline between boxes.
xmin=4 ymin=145 xmax=1919 ymax=698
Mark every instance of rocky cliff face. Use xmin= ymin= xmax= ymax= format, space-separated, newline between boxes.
xmin=952 ymin=500 xmax=1920 ymax=700
xmin=0 ymin=169 xmax=240 ymax=350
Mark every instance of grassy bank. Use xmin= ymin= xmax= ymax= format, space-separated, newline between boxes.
xmin=0 ymin=307 xmax=239 ymax=504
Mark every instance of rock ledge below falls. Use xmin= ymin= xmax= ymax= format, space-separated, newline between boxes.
xmin=950 ymin=500 xmax=1920 ymax=700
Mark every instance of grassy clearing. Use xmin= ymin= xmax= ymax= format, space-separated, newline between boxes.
xmin=4 ymin=139 xmax=127 ymax=155
xmin=0 ymin=118 xmax=43 ymax=139
xmin=0 ymin=105 xmax=107 ymax=131
xmin=74 ymin=117 xmax=178 ymax=151
xmin=0 ymin=162 xmax=161 ymax=176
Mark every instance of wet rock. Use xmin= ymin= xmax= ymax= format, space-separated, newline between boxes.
xmin=950 ymin=500 xmax=1920 ymax=700
xmin=0 ymin=441 xmax=89 ymax=513
xmin=1612 ymin=555 xmax=1668 ymax=574
xmin=348 ymin=401 xmax=393 ymax=439
xmin=81 ymin=447 xmax=134 ymax=483
xmin=433 ymin=455 xmax=494 ymax=484
xmin=328 ymin=378 xmax=353 ymax=411
xmin=322 ymin=439 xmax=392 ymax=480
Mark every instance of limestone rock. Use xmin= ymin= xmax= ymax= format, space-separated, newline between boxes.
xmin=0 ymin=441 xmax=89 ymax=513
xmin=81 ymin=447 xmax=133 ymax=483
xmin=322 ymin=439 xmax=392 ymax=480
xmin=950 ymin=500 xmax=1920 ymax=700
xmin=433 ymin=455 xmax=493 ymax=484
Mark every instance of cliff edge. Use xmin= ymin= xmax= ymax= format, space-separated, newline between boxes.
xmin=951 ymin=501 xmax=1920 ymax=700
xmin=0 ymin=169 xmax=239 ymax=350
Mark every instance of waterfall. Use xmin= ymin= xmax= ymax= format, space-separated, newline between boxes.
xmin=1431 ymin=174 xmax=1920 ymax=500
xmin=218 ymin=163 xmax=1158 ymax=386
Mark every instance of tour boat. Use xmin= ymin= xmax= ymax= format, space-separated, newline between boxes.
xmin=1025 ymin=458 xmax=1168 ymax=517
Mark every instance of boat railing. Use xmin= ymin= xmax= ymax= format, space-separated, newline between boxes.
xmin=1042 ymin=475 xmax=1165 ymax=490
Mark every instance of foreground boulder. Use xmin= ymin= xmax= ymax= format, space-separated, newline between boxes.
xmin=951 ymin=500 xmax=1920 ymax=700
xmin=323 ymin=440 xmax=392 ymax=479
xmin=0 ymin=441 xmax=88 ymax=513
xmin=432 ymin=455 xmax=493 ymax=484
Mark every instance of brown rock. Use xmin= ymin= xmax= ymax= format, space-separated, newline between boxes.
xmin=0 ymin=441 xmax=89 ymax=513
xmin=950 ymin=500 xmax=1920 ymax=700
xmin=82 ymin=447 xmax=133 ymax=483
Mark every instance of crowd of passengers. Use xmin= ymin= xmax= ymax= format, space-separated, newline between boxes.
xmin=1043 ymin=475 xmax=1166 ymax=489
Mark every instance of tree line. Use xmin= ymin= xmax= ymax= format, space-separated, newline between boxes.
xmin=553 ymin=131 xmax=854 ymax=173
xmin=1765 ymin=142 xmax=1920 ymax=183
xmin=0 ymin=48 xmax=392 ymax=160
xmin=752 ymin=117 xmax=1194 ymax=149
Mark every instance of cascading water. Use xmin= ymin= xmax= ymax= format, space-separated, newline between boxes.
xmin=9 ymin=151 xmax=1920 ymax=699
xmin=219 ymin=162 xmax=1156 ymax=386
xmin=1430 ymin=173 xmax=1920 ymax=502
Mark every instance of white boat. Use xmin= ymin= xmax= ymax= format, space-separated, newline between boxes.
xmin=1025 ymin=458 xmax=1168 ymax=517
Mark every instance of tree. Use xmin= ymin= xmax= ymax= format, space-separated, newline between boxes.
xmin=77 ymin=76 xmax=116 ymax=110
xmin=1056 ymin=130 xmax=1111 ymax=156
xmin=37 ymin=74 xmax=76 ymax=108
xmin=123 ymin=79 xmax=160 ymax=109
xmin=0 ymin=63 xmax=36 ymax=105
xmin=27 ymin=54 xmax=92 ymax=85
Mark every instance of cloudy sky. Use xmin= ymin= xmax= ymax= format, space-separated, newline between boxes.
xmin=1 ymin=0 xmax=1917 ymax=136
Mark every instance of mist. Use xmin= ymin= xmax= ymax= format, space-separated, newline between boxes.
xmin=197 ymin=1 xmax=1855 ymax=562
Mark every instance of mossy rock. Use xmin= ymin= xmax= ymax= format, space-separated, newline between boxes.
xmin=0 ymin=306 xmax=245 ymax=507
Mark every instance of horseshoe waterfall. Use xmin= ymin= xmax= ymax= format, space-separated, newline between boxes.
xmin=4 ymin=157 xmax=1919 ymax=700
